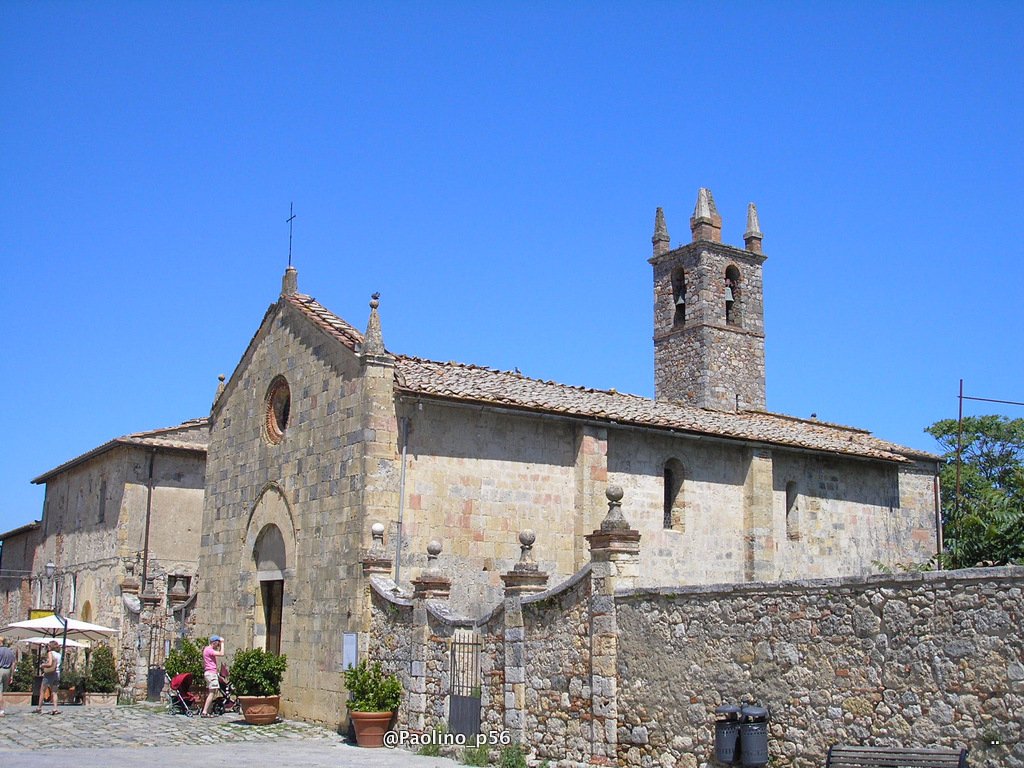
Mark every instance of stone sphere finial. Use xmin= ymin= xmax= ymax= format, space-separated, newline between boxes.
xmin=370 ymin=292 xmax=380 ymax=310
xmin=517 ymin=529 xmax=537 ymax=566
xmin=425 ymin=539 xmax=443 ymax=574
xmin=601 ymin=485 xmax=630 ymax=531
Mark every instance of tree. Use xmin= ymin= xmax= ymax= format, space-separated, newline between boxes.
xmin=926 ymin=415 xmax=1024 ymax=568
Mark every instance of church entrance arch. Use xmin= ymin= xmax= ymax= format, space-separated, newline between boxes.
xmin=245 ymin=485 xmax=296 ymax=655
xmin=254 ymin=524 xmax=285 ymax=655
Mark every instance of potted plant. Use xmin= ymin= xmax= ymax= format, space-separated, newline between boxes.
xmin=85 ymin=644 xmax=118 ymax=706
xmin=230 ymin=648 xmax=287 ymax=725
xmin=57 ymin=669 xmax=84 ymax=705
xmin=164 ymin=637 xmax=209 ymax=700
xmin=343 ymin=659 xmax=402 ymax=747
xmin=4 ymin=655 xmax=35 ymax=706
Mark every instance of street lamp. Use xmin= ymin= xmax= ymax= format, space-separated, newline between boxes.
xmin=42 ymin=560 xmax=68 ymax=679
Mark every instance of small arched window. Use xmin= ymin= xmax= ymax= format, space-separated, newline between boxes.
xmin=672 ymin=267 xmax=686 ymax=327
xmin=663 ymin=458 xmax=685 ymax=531
xmin=725 ymin=265 xmax=741 ymax=325
xmin=786 ymin=481 xmax=801 ymax=541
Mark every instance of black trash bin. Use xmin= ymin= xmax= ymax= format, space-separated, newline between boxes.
xmin=739 ymin=705 xmax=770 ymax=767
xmin=714 ymin=704 xmax=742 ymax=764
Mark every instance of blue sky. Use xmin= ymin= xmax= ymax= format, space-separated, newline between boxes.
xmin=2 ymin=2 xmax=1022 ymax=535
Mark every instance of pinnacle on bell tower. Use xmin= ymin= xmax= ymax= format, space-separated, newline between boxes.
xmin=689 ymin=188 xmax=723 ymax=243
xmin=652 ymin=207 xmax=670 ymax=257
xmin=649 ymin=189 xmax=767 ymax=411
xmin=744 ymin=203 xmax=763 ymax=255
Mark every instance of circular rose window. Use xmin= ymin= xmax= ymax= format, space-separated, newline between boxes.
xmin=264 ymin=376 xmax=291 ymax=444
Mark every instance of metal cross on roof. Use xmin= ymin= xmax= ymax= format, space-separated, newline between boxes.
xmin=286 ymin=202 xmax=297 ymax=267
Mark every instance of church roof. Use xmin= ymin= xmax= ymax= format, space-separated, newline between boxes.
xmin=283 ymin=292 xmax=932 ymax=464
xmin=393 ymin=358 xmax=931 ymax=463
xmin=284 ymin=293 xmax=364 ymax=350
xmin=32 ymin=418 xmax=209 ymax=484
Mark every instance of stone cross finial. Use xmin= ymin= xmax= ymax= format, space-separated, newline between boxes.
xmin=744 ymin=202 xmax=763 ymax=254
xmin=652 ymin=207 xmax=670 ymax=257
xmin=690 ymin=187 xmax=723 ymax=243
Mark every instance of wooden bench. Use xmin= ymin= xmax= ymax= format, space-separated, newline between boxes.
xmin=825 ymin=745 xmax=969 ymax=767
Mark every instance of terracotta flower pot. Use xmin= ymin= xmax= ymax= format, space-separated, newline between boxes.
xmin=350 ymin=710 xmax=395 ymax=747
xmin=238 ymin=694 xmax=281 ymax=725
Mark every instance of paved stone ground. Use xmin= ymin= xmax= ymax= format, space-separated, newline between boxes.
xmin=0 ymin=702 xmax=462 ymax=768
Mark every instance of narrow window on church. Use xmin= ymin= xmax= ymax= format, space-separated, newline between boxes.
xmin=725 ymin=266 xmax=741 ymax=326
xmin=663 ymin=458 xmax=685 ymax=531
xmin=786 ymin=481 xmax=801 ymax=540
xmin=98 ymin=479 xmax=107 ymax=524
xmin=672 ymin=268 xmax=686 ymax=327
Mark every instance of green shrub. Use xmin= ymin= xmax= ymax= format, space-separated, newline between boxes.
xmin=343 ymin=659 xmax=402 ymax=712
xmin=461 ymin=743 xmax=490 ymax=766
xmin=58 ymin=668 xmax=84 ymax=691
xmin=87 ymin=643 xmax=118 ymax=693
xmin=418 ymin=723 xmax=447 ymax=756
xmin=9 ymin=655 xmax=35 ymax=692
xmin=164 ymin=637 xmax=208 ymax=680
xmin=230 ymin=648 xmax=287 ymax=696
xmin=498 ymin=745 xmax=527 ymax=768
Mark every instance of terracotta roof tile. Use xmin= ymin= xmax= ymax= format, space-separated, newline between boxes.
xmin=285 ymin=295 xmax=933 ymax=464
xmin=285 ymin=293 xmax=363 ymax=351
xmin=33 ymin=418 xmax=209 ymax=484
xmin=395 ymin=357 xmax=931 ymax=463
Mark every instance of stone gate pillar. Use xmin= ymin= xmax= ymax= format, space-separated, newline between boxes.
xmin=585 ymin=486 xmax=640 ymax=765
xmin=408 ymin=540 xmax=451 ymax=733
xmin=500 ymin=530 xmax=549 ymax=745
xmin=360 ymin=522 xmax=393 ymax=656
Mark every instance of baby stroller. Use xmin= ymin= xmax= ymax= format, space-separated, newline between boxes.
xmin=166 ymin=672 xmax=201 ymax=717
xmin=210 ymin=663 xmax=240 ymax=716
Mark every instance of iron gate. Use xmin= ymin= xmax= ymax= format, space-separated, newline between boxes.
xmin=449 ymin=629 xmax=481 ymax=737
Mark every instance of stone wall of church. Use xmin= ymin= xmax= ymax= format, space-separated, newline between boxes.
xmin=198 ymin=303 xmax=375 ymax=724
xmin=396 ymin=402 xmax=582 ymax=609
xmin=607 ymin=433 xmax=937 ymax=587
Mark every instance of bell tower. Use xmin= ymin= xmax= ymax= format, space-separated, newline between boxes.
xmin=649 ymin=189 xmax=767 ymax=411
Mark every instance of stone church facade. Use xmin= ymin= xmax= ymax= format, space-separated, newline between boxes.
xmin=195 ymin=188 xmax=940 ymax=725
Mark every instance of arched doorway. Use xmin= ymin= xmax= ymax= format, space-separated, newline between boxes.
xmin=254 ymin=524 xmax=286 ymax=655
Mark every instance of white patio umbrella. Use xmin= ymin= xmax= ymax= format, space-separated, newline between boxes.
xmin=18 ymin=635 xmax=89 ymax=649
xmin=1 ymin=615 xmax=117 ymax=643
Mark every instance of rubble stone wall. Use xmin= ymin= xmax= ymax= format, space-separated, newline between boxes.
xmin=616 ymin=567 xmax=1024 ymax=768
